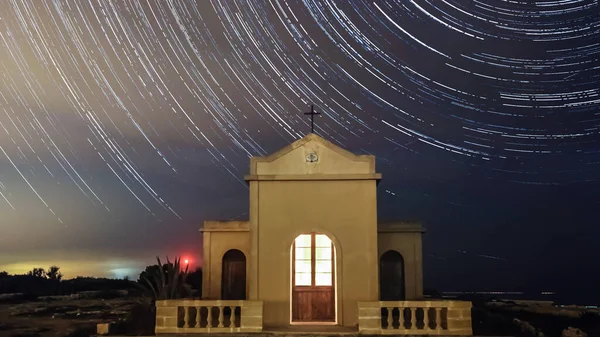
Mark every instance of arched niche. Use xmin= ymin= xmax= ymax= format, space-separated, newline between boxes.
xmin=221 ymin=249 xmax=246 ymax=300
xmin=379 ymin=250 xmax=405 ymax=300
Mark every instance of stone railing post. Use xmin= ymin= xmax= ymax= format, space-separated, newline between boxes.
xmin=240 ymin=300 xmax=263 ymax=332
xmin=155 ymin=300 xmax=180 ymax=334
xmin=409 ymin=306 xmax=417 ymax=330
xmin=231 ymin=305 xmax=237 ymax=326
xmin=423 ymin=306 xmax=430 ymax=329
xmin=435 ymin=307 xmax=442 ymax=332
xmin=386 ymin=307 xmax=393 ymax=329
xmin=218 ymin=306 xmax=225 ymax=327
xmin=195 ymin=306 xmax=202 ymax=328
xmin=357 ymin=302 xmax=382 ymax=334
xmin=446 ymin=301 xmax=473 ymax=335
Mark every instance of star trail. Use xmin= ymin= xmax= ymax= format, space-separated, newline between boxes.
xmin=0 ymin=1 xmax=599 ymax=299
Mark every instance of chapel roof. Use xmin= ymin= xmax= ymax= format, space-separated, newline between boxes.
xmin=251 ymin=133 xmax=373 ymax=164
xmin=378 ymin=220 xmax=425 ymax=233
xmin=245 ymin=133 xmax=380 ymax=180
xmin=199 ymin=220 xmax=249 ymax=232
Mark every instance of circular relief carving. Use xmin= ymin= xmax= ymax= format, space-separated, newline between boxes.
xmin=305 ymin=152 xmax=319 ymax=163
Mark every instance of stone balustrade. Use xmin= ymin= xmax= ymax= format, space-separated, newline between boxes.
xmin=155 ymin=299 xmax=263 ymax=334
xmin=358 ymin=300 xmax=472 ymax=335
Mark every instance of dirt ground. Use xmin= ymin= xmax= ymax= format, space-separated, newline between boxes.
xmin=0 ymin=297 xmax=153 ymax=337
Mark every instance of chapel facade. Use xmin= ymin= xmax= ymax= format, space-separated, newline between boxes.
xmin=199 ymin=133 xmax=425 ymax=328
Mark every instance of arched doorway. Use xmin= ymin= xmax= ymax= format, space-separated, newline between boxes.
xmin=221 ymin=249 xmax=246 ymax=300
xmin=291 ymin=233 xmax=335 ymax=323
xmin=379 ymin=250 xmax=405 ymax=300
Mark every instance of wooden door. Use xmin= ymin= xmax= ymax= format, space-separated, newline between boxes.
xmin=221 ymin=249 xmax=246 ymax=300
xmin=292 ymin=233 xmax=335 ymax=322
xmin=379 ymin=250 xmax=405 ymax=300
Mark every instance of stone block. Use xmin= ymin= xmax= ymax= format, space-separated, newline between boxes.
xmin=447 ymin=308 xmax=471 ymax=319
xmin=155 ymin=326 xmax=180 ymax=334
xmin=359 ymin=306 xmax=381 ymax=315
xmin=242 ymin=306 xmax=263 ymax=316
xmin=154 ymin=316 xmax=167 ymax=328
xmin=242 ymin=300 xmax=263 ymax=310
xmin=96 ymin=323 xmax=112 ymax=335
xmin=359 ymin=301 xmax=381 ymax=309
xmin=360 ymin=327 xmax=383 ymax=334
xmin=241 ymin=315 xmax=263 ymax=328
xmin=445 ymin=327 xmax=473 ymax=336
xmin=241 ymin=327 xmax=263 ymax=332
xmin=156 ymin=306 xmax=177 ymax=317
xmin=164 ymin=316 xmax=178 ymax=328
xmin=447 ymin=300 xmax=472 ymax=308
xmin=358 ymin=317 xmax=381 ymax=331
xmin=157 ymin=299 xmax=183 ymax=307
xmin=447 ymin=309 xmax=463 ymax=319
xmin=448 ymin=318 xmax=472 ymax=329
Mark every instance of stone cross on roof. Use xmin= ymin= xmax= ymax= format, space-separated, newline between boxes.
xmin=304 ymin=104 xmax=320 ymax=133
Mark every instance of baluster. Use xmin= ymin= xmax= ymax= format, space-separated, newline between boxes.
xmin=218 ymin=306 xmax=225 ymax=327
xmin=423 ymin=307 xmax=430 ymax=330
xmin=195 ymin=306 xmax=202 ymax=328
xmin=435 ymin=307 xmax=442 ymax=331
xmin=231 ymin=306 xmax=237 ymax=328
xmin=387 ymin=307 xmax=393 ymax=329
xmin=207 ymin=306 xmax=213 ymax=328
xmin=410 ymin=307 xmax=417 ymax=330
xmin=398 ymin=306 xmax=403 ymax=329
xmin=183 ymin=306 xmax=190 ymax=328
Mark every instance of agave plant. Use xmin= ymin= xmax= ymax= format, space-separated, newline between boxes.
xmin=138 ymin=256 xmax=191 ymax=300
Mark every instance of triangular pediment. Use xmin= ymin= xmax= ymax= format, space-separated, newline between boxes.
xmin=247 ymin=134 xmax=377 ymax=176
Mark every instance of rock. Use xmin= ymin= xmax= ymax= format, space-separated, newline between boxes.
xmin=38 ymin=294 xmax=75 ymax=301
xmin=0 ymin=323 xmax=14 ymax=331
xmin=9 ymin=306 xmax=32 ymax=316
xmin=109 ymin=310 xmax=129 ymax=315
xmin=6 ymin=326 xmax=50 ymax=337
xmin=97 ymin=322 xmax=114 ymax=335
xmin=0 ymin=293 xmax=23 ymax=300
xmin=512 ymin=318 xmax=537 ymax=335
xmin=78 ymin=289 xmax=128 ymax=299
xmin=562 ymin=326 xmax=588 ymax=337
xmin=33 ymin=306 xmax=50 ymax=314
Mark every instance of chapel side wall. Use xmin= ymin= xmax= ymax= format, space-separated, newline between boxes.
xmin=378 ymin=232 xmax=424 ymax=300
xmin=256 ymin=179 xmax=379 ymax=328
xmin=202 ymin=232 xmax=211 ymax=298
xmin=203 ymin=231 xmax=250 ymax=300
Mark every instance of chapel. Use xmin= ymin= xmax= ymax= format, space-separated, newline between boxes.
xmin=199 ymin=133 xmax=425 ymax=328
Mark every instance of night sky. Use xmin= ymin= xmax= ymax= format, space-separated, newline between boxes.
xmin=1 ymin=1 xmax=599 ymax=304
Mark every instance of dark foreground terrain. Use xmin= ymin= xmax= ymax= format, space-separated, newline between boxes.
xmin=0 ymin=295 xmax=154 ymax=337
xmin=472 ymin=300 xmax=599 ymax=337
xmin=1 ymin=295 xmax=599 ymax=337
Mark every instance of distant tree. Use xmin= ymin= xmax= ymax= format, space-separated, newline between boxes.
xmin=137 ymin=256 xmax=190 ymax=300
xmin=27 ymin=267 xmax=46 ymax=278
xmin=0 ymin=271 xmax=8 ymax=278
xmin=46 ymin=266 xmax=62 ymax=281
xmin=137 ymin=264 xmax=163 ymax=287
xmin=186 ymin=267 xmax=202 ymax=291
xmin=123 ymin=275 xmax=130 ymax=281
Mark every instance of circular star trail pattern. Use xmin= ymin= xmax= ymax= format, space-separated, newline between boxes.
xmin=1 ymin=0 xmax=599 ymax=227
